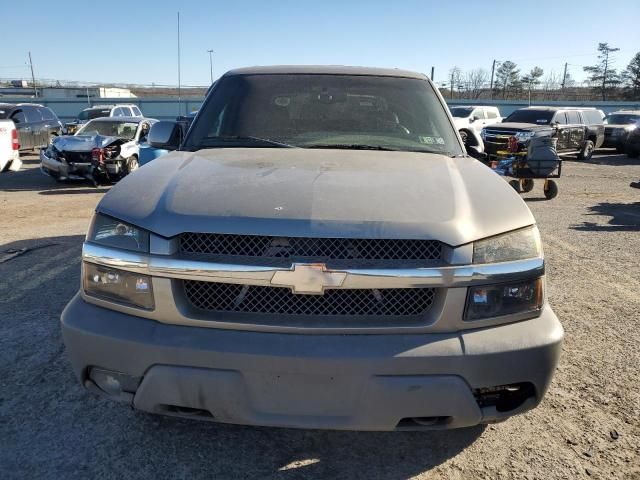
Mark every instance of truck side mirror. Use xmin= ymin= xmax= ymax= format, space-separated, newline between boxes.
xmin=148 ymin=121 xmax=181 ymax=150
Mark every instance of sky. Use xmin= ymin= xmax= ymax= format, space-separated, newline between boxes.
xmin=2 ymin=0 xmax=640 ymax=87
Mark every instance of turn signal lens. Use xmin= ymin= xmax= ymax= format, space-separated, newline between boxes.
xmin=465 ymin=278 xmax=543 ymax=321
xmin=83 ymin=262 xmax=154 ymax=310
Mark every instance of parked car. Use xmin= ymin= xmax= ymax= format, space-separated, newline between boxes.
xmin=449 ymin=105 xmax=502 ymax=149
xmin=602 ymin=110 xmax=640 ymax=153
xmin=139 ymin=111 xmax=197 ymax=166
xmin=61 ymin=65 xmax=562 ymax=431
xmin=40 ymin=117 xmax=156 ymax=183
xmin=625 ymin=122 xmax=640 ymax=158
xmin=0 ymin=119 xmax=21 ymax=172
xmin=482 ymin=107 xmax=604 ymax=161
xmin=65 ymin=104 xmax=144 ymax=134
xmin=0 ymin=103 xmax=64 ymax=150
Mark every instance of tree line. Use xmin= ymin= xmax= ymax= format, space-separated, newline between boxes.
xmin=442 ymin=43 xmax=640 ymax=102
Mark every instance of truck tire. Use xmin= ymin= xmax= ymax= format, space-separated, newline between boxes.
xmin=459 ymin=130 xmax=469 ymax=146
xmin=577 ymin=140 xmax=594 ymax=160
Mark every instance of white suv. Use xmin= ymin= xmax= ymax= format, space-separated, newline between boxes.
xmin=449 ymin=105 xmax=502 ymax=150
xmin=66 ymin=104 xmax=144 ymax=134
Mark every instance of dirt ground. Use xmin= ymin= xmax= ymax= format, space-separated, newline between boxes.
xmin=1 ymin=152 xmax=639 ymax=479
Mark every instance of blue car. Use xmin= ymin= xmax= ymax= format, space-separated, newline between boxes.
xmin=138 ymin=111 xmax=198 ymax=166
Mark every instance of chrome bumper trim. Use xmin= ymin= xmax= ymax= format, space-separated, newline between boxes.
xmin=82 ymin=243 xmax=544 ymax=290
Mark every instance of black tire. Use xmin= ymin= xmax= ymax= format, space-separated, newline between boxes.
xmin=544 ymin=180 xmax=558 ymax=200
xmin=459 ymin=130 xmax=469 ymax=146
xmin=125 ymin=155 xmax=139 ymax=174
xmin=508 ymin=179 xmax=521 ymax=192
xmin=520 ymin=178 xmax=534 ymax=193
xmin=577 ymin=140 xmax=594 ymax=160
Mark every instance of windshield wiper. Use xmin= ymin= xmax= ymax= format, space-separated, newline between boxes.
xmin=305 ymin=144 xmax=399 ymax=151
xmin=204 ymin=135 xmax=296 ymax=148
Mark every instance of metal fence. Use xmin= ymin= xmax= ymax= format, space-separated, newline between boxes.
xmin=0 ymin=97 xmax=204 ymax=122
xmin=2 ymin=96 xmax=640 ymax=121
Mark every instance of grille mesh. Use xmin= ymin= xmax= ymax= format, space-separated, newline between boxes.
xmin=183 ymin=281 xmax=436 ymax=317
xmin=180 ymin=233 xmax=442 ymax=261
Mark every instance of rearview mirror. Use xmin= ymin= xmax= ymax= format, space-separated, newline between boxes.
xmin=148 ymin=121 xmax=181 ymax=150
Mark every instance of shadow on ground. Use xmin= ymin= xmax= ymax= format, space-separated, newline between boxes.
xmin=572 ymin=151 xmax=640 ymax=167
xmin=0 ymin=154 xmax=108 ymax=194
xmin=572 ymin=201 xmax=640 ymax=232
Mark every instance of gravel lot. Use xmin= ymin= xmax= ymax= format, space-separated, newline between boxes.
xmin=1 ymin=152 xmax=639 ymax=479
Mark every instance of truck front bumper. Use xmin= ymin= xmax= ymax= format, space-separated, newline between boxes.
xmin=61 ymin=293 xmax=563 ymax=431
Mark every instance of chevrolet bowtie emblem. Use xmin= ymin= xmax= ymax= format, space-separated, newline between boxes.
xmin=270 ymin=263 xmax=347 ymax=294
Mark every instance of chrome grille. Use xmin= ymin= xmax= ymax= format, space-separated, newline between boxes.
xmin=183 ymin=280 xmax=436 ymax=316
xmin=179 ymin=233 xmax=442 ymax=261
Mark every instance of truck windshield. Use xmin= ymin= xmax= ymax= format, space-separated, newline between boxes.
xmin=185 ymin=74 xmax=462 ymax=155
xmin=605 ymin=114 xmax=640 ymax=125
xmin=449 ymin=107 xmax=474 ymax=118
xmin=76 ymin=120 xmax=138 ymax=139
xmin=504 ymin=110 xmax=555 ymax=125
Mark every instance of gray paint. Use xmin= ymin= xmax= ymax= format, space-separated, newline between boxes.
xmin=62 ymin=294 xmax=563 ymax=430
xmin=97 ymin=148 xmax=535 ymax=246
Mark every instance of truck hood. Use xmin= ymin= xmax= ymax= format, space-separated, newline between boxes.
xmin=52 ymin=134 xmax=122 ymax=152
xmin=487 ymin=122 xmax=551 ymax=131
xmin=97 ymin=148 xmax=535 ymax=246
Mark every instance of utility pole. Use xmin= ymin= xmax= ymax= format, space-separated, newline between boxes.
xmin=561 ymin=62 xmax=568 ymax=95
xmin=28 ymin=51 xmax=37 ymax=98
xmin=489 ymin=59 xmax=496 ymax=100
xmin=207 ymin=50 xmax=214 ymax=84
xmin=177 ymin=12 xmax=182 ymax=116
xmin=430 ymin=66 xmax=435 ymax=81
xmin=450 ymin=70 xmax=454 ymax=99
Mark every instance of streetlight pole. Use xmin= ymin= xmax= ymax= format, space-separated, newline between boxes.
xmin=207 ymin=50 xmax=214 ymax=84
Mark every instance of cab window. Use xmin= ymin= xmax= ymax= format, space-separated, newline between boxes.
xmin=553 ymin=112 xmax=567 ymax=125
xmin=472 ymin=109 xmax=486 ymax=120
xmin=11 ymin=111 xmax=26 ymax=124
xmin=24 ymin=106 xmax=43 ymax=123
xmin=567 ymin=111 xmax=581 ymax=124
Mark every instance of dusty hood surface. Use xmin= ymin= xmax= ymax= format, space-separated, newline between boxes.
xmin=98 ymin=148 xmax=535 ymax=246
xmin=52 ymin=134 xmax=121 ymax=152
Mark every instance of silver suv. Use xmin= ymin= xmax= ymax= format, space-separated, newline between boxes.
xmin=61 ymin=66 xmax=563 ymax=431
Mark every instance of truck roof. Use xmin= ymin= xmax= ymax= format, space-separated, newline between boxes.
xmin=224 ymin=65 xmax=427 ymax=80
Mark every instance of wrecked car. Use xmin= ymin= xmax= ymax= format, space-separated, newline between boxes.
xmin=40 ymin=117 xmax=156 ymax=183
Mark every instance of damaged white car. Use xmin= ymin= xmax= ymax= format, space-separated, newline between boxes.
xmin=40 ymin=117 xmax=156 ymax=183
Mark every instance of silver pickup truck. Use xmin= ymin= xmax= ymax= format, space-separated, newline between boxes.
xmin=61 ymin=66 xmax=563 ymax=431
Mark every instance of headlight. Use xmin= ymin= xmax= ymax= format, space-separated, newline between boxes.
xmin=87 ymin=213 xmax=149 ymax=252
xmin=83 ymin=262 xmax=154 ymax=310
xmin=473 ymin=226 xmax=542 ymax=264
xmin=515 ymin=131 xmax=535 ymax=141
xmin=480 ymin=128 xmax=487 ymax=139
xmin=465 ymin=278 xmax=543 ymax=321
xmin=625 ymin=124 xmax=637 ymax=132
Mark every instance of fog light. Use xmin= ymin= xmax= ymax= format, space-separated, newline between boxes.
xmin=465 ymin=278 xmax=542 ymax=321
xmin=83 ymin=262 xmax=154 ymax=309
xmin=88 ymin=368 xmax=142 ymax=397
